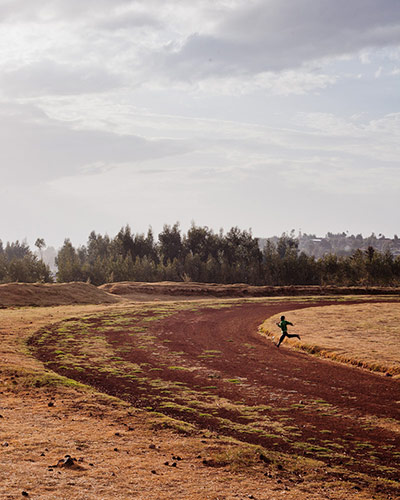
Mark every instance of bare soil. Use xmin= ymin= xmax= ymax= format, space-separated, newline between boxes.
xmin=29 ymin=299 xmax=400 ymax=499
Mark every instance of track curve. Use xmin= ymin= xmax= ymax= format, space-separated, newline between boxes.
xmin=30 ymin=300 xmax=400 ymax=493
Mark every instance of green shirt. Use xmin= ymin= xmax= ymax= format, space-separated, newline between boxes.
xmin=278 ymin=320 xmax=293 ymax=333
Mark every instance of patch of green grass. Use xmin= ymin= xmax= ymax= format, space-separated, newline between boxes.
xmin=354 ymin=442 xmax=375 ymax=450
xmin=198 ymin=412 xmax=214 ymax=418
xmin=322 ymin=441 xmax=344 ymax=450
xmin=149 ymin=412 xmax=196 ymax=435
xmin=293 ymin=441 xmax=333 ymax=455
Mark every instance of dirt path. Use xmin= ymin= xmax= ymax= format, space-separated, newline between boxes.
xmin=30 ymin=300 xmax=400 ymax=497
xmin=158 ymin=302 xmax=399 ymax=421
xmin=149 ymin=303 xmax=400 ymax=464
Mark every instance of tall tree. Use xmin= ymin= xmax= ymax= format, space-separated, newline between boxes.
xmin=35 ymin=238 xmax=46 ymax=261
xmin=158 ymin=223 xmax=185 ymax=265
xmin=56 ymin=239 xmax=85 ymax=282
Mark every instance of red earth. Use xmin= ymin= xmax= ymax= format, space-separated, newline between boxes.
xmin=30 ymin=300 xmax=400 ymax=496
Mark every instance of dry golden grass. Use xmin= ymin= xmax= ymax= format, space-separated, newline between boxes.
xmin=261 ymin=302 xmax=400 ymax=376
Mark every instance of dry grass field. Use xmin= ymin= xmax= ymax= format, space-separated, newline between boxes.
xmin=1 ymin=285 xmax=399 ymax=499
xmin=261 ymin=302 xmax=400 ymax=376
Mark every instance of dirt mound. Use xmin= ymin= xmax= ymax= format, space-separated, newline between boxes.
xmin=100 ymin=281 xmax=400 ymax=299
xmin=0 ymin=282 xmax=120 ymax=307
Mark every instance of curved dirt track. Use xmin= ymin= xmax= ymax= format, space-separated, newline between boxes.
xmin=31 ymin=300 xmax=400 ymax=494
xmin=157 ymin=302 xmax=399 ymax=421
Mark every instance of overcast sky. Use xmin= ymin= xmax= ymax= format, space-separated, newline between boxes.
xmin=1 ymin=0 xmax=399 ymax=248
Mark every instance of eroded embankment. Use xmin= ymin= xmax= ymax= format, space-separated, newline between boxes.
xmin=100 ymin=281 xmax=400 ymax=299
xmin=0 ymin=282 xmax=120 ymax=307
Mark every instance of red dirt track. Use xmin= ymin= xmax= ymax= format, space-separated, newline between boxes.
xmin=157 ymin=302 xmax=399 ymax=414
xmin=31 ymin=300 xmax=400 ymax=494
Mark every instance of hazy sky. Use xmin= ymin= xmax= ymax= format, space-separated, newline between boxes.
xmin=1 ymin=0 xmax=399 ymax=248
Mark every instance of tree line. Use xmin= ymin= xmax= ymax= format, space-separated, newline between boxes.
xmin=0 ymin=239 xmax=52 ymax=283
xmin=1 ymin=224 xmax=400 ymax=286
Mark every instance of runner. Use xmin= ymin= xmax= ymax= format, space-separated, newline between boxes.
xmin=276 ymin=315 xmax=300 ymax=348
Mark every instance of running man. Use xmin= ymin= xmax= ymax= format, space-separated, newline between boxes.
xmin=276 ymin=315 xmax=300 ymax=348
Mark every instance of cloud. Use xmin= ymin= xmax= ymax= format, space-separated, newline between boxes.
xmin=156 ymin=0 xmax=400 ymax=79
xmin=0 ymin=1 xmax=399 ymax=244
xmin=1 ymin=0 xmax=399 ymax=95
xmin=0 ymin=102 xmax=192 ymax=185
xmin=0 ymin=60 xmax=122 ymax=97
xmin=195 ymin=69 xmax=338 ymax=96
xmin=0 ymin=0 xmax=133 ymax=23
xmin=96 ymin=9 xmax=161 ymax=31
xmin=276 ymin=157 xmax=400 ymax=196
xmin=294 ymin=112 xmax=400 ymax=161
xmin=36 ymin=104 xmax=400 ymax=203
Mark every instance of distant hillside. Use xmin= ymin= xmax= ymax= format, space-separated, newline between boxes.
xmin=259 ymin=233 xmax=400 ymax=258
